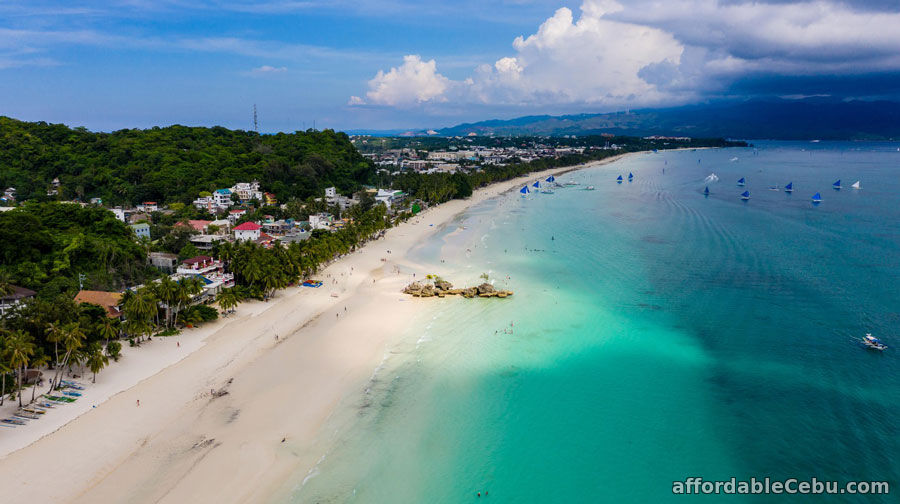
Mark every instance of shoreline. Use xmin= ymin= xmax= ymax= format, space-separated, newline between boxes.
xmin=0 ymin=151 xmax=640 ymax=503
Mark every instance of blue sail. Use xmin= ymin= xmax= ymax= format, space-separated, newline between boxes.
xmin=616 ymin=175 xmax=623 ymax=183
xmin=812 ymin=192 xmax=822 ymax=202
xmin=546 ymin=175 xmax=555 ymax=182
xmin=628 ymin=172 xmax=634 ymax=179
xmin=703 ymin=186 xmax=710 ymax=195
xmin=833 ymin=179 xmax=841 ymax=189
xmin=532 ymin=181 xmax=540 ymax=188
xmin=741 ymin=190 xmax=750 ymax=199
xmin=785 ymin=182 xmax=793 ymax=192
xmin=520 ymin=186 xmax=530 ymax=194
xmin=737 ymin=177 xmax=745 ymax=186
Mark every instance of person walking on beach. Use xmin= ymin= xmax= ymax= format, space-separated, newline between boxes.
xmin=136 ymin=399 xmax=140 ymax=407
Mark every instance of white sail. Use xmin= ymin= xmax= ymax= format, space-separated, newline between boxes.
xmin=851 ymin=180 xmax=860 ymax=189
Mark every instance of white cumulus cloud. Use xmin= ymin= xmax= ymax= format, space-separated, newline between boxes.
xmin=352 ymin=0 xmax=900 ymax=109
xmin=365 ymin=55 xmax=450 ymax=106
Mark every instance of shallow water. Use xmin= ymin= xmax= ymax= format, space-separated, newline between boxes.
xmin=288 ymin=142 xmax=900 ymax=503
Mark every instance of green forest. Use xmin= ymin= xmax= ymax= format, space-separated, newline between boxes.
xmin=0 ymin=116 xmax=375 ymax=205
xmin=0 ymin=203 xmax=153 ymax=298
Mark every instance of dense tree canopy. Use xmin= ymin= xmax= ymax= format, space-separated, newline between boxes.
xmin=0 ymin=117 xmax=376 ymax=205
xmin=0 ymin=202 xmax=152 ymax=297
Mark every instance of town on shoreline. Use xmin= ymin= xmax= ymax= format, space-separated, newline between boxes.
xmin=0 ymin=119 xmax=742 ymax=452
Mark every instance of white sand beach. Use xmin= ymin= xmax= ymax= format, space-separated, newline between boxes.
xmin=0 ymin=154 xmax=631 ymax=503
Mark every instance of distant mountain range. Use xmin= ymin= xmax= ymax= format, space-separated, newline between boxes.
xmin=431 ymin=99 xmax=900 ymax=140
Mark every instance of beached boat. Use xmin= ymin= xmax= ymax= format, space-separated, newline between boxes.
xmin=584 ymin=185 xmax=595 ymax=191
xmin=812 ymin=192 xmax=822 ymax=203
xmin=737 ymin=177 xmax=746 ymax=187
xmin=863 ymin=333 xmax=888 ymax=351
xmin=833 ymin=179 xmax=841 ymax=190
xmin=785 ymin=182 xmax=793 ymax=193
xmin=851 ymin=180 xmax=860 ymax=189
xmin=616 ymin=175 xmax=623 ymax=184
xmin=565 ymin=180 xmax=579 ymax=186
xmin=740 ymin=190 xmax=750 ymax=201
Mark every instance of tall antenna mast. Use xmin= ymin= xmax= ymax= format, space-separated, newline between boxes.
xmin=253 ymin=104 xmax=259 ymax=133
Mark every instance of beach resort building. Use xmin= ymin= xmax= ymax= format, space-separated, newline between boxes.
xmin=136 ymin=202 xmax=158 ymax=213
xmin=0 ymin=285 xmax=36 ymax=316
xmin=228 ymin=209 xmax=248 ymax=224
xmin=233 ymin=221 xmax=262 ymax=241
xmin=174 ymin=256 xmax=234 ymax=299
xmin=74 ymin=290 xmax=124 ymax=318
xmin=130 ymin=222 xmax=151 ymax=239
xmin=308 ymin=213 xmax=334 ymax=230
xmin=149 ymin=252 xmax=179 ymax=273
xmin=374 ymin=189 xmax=406 ymax=209
xmin=189 ymin=234 xmax=228 ymax=251
xmin=231 ymin=181 xmax=263 ymax=203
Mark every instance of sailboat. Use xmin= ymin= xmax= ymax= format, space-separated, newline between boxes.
xmin=703 ymin=186 xmax=710 ymax=196
xmin=851 ymin=180 xmax=860 ymax=189
xmin=532 ymin=181 xmax=541 ymax=190
xmin=737 ymin=177 xmax=746 ymax=187
xmin=616 ymin=175 xmax=623 ymax=184
xmin=740 ymin=190 xmax=750 ymax=201
xmin=784 ymin=182 xmax=793 ymax=193
xmin=627 ymin=172 xmax=634 ymax=182
xmin=811 ymin=192 xmax=822 ymax=203
xmin=520 ymin=186 xmax=530 ymax=195
xmin=832 ymin=179 xmax=841 ymax=190
xmin=545 ymin=175 xmax=556 ymax=183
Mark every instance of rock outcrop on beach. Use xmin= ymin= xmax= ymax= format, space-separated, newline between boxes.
xmin=402 ymin=280 xmax=512 ymax=299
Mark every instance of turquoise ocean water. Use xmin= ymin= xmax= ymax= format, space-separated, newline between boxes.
xmin=288 ymin=142 xmax=900 ymax=503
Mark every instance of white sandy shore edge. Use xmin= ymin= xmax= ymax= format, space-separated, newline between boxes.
xmin=0 ymin=152 xmax=636 ymax=504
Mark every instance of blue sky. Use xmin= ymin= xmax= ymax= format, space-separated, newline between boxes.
xmin=1 ymin=0 xmax=899 ymax=132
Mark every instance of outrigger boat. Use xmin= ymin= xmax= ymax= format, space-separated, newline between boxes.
xmin=784 ymin=182 xmax=793 ymax=193
xmin=863 ymin=333 xmax=888 ymax=351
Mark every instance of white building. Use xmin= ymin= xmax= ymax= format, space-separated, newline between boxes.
xmin=137 ymin=202 xmax=158 ymax=212
xmin=231 ymin=181 xmax=263 ymax=203
xmin=375 ymin=189 xmax=405 ymax=209
xmin=111 ymin=208 xmax=126 ymax=222
xmin=325 ymin=186 xmax=337 ymax=198
xmin=233 ymin=221 xmax=262 ymax=241
xmin=308 ymin=213 xmax=334 ymax=230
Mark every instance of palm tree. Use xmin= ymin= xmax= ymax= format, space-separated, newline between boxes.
xmin=6 ymin=330 xmax=35 ymax=406
xmin=0 ymin=332 xmax=10 ymax=406
xmin=216 ymin=288 xmax=239 ymax=315
xmin=98 ymin=317 xmax=119 ymax=343
xmin=124 ymin=288 xmax=157 ymax=340
xmin=45 ymin=320 xmax=64 ymax=373
xmin=86 ymin=343 xmax=109 ymax=383
xmin=154 ymin=276 xmax=178 ymax=328
xmin=0 ymin=272 xmax=14 ymax=297
xmin=29 ymin=351 xmax=49 ymax=403
xmin=48 ymin=322 xmax=85 ymax=392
